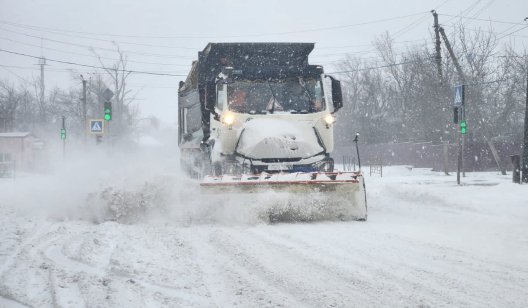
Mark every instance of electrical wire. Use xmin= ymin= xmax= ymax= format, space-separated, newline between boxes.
xmin=0 ymin=26 xmax=193 ymax=59
xmin=327 ymin=59 xmax=419 ymax=74
xmin=0 ymin=49 xmax=186 ymax=77
xmin=0 ymin=35 xmax=191 ymax=67
xmin=496 ymin=24 xmax=528 ymax=40
xmin=440 ymin=13 xmax=528 ymax=25
xmin=0 ymin=12 xmax=430 ymax=40
xmin=0 ymin=65 xmax=30 ymax=83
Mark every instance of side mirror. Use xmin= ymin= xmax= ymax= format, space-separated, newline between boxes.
xmin=221 ymin=66 xmax=234 ymax=76
xmin=215 ymin=77 xmax=234 ymax=85
xmin=328 ymin=76 xmax=343 ymax=112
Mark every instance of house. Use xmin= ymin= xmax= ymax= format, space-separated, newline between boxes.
xmin=0 ymin=132 xmax=44 ymax=173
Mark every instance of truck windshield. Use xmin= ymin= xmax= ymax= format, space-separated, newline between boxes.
xmin=226 ymin=78 xmax=325 ymax=114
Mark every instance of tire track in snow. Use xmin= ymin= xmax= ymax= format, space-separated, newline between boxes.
xmin=101 ymin=225 xmax=213 ymax=307
xmin=0 ymin=221 xmax=61 ymax=307
xmin=255 ymin=224 xmax=528 ymax=307
xmin=246 ymin=226 xmax=447 ymax=307
xmin=183 ymin=226 xmax=304 ymax=308
xmin=205 ymin=227 xmax=383 ymax=307
xmin=230 ymin=225 xmax=447 ymax=307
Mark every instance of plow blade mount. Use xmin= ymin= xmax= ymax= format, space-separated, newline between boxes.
xmin=201 ymin=172 xmax=367 ymax=222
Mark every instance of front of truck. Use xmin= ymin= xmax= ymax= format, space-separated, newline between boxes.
xmin=210 ymin=69 xmax=342 ymax=174
xmin=194 ymin=43 xmax=366 ymax=222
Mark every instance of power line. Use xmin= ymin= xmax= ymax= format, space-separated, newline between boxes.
xmin=469 ymin=0 xmax=495 ymax=20
xmin=0 ymin=35 xmax=191 ymax=67
xmin=327 ymin=59 xmax=419 ymax=74
xmin=0 ymin=12 xmax=430 ymax=40
xmin=497 ymin=24 xmax=528 ymax=40
xmin=441 ymin=0 xmax=483 ymax=26
xmin=0 ymin=26 xmax=193 ymax=59
xmin=0 ymin=63 xmax=189 ymax=76
xmin=461 ymin=25 xmax=528 ymax=38
xmin=440 ymin=13 xmax=528 ymax=25
xmin=0 ymin=49 xmax=186 ymax=77
xmin=0 ymin=65 xmax=30 ymax=83
xmin=0 ymin=20 xmax=200 ymax=51
xmin=0 ymin=24 xmax=438 ymax=61
xmin=325 ymin=1 xmax=448 ymax=64
xmin=316 ymin=39 xmax=427 ymax=50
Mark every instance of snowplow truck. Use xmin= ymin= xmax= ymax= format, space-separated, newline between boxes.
xmin=178 ymin=43 xmax=366 ymax=221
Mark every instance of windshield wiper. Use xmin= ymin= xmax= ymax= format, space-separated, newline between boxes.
xmin=298 ymin=77 xmax=314 ymax=103
xmin=266 ymin=80 xmax=277 ymax=114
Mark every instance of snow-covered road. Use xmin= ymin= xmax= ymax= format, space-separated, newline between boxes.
xmin=1 ymin=161 xmax=528 ymax=307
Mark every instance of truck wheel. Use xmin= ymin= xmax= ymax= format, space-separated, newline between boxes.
xmin=213 ymin=161 xmax=223 ymax=176
xmin=320 ymin=157 xmax=334 ymax=172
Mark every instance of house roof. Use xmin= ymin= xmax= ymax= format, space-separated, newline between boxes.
xmin=0 ymin=132 xmax=31 ymax=138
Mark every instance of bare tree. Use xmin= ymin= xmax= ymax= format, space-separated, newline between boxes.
xmin=336 ymin=25 xmax=526 ymax=148
xmin=91 ymin=44 xmax=139 ymax=138
xmin=0 ymin=80 xmax=19 ymax=132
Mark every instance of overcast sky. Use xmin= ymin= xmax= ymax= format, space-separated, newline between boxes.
xmin=1 ymin=0 xmax=526 ymax=125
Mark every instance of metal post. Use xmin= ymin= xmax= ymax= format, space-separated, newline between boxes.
xmin=460 ymin=90 xmax=466 ymax=178
xmin=353 ymin=132 xmax=361 ymax=171
xmin=81 ymin=76 xmax=87 ymax=142
xmin=522 ymin=69 xmax=528 ymax=183
xmin=457 ymin=125 xmax=461 ymax=185
xmin=61 ymin=116 xmax=66 ymax=158
xmin=462 ymin=105 xmax=466 ymax=177
xmin=511 ymin=155 xmax=521 ymax=184
xmin=443 ymin=141 xmax=450 ymax=175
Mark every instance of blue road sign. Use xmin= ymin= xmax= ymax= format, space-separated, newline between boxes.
xmin=453 ymin=85 xmax=465 ymax=107
xmin=89 ymin=119 xmax=104 ymax=134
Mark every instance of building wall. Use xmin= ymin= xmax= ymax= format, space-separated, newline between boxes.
xmin=0 ymin=136 xmax=37 ymax=171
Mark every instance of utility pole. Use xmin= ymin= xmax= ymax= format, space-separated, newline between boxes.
xmin=523 ymin=68 xmax=528 ymax=183
xmin=431 ymin=10 xmax=442 ymax=80
xmin=38 ymin=56 xmax=46 ymax=105
xmin=438 ymin=27 xmax=467 ymax=84
xmin=439 ymin=25 xmax=467 ymax=184
xmin=81 ymin=75 xmax=87 ymax=142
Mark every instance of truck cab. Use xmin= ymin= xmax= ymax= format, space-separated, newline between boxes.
xmin=178 ymin=43 xmax=343 ymax=176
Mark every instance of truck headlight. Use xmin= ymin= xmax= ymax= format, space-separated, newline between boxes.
xmin=222 ymin=113 xmax=235 ymax=126
xmin=324 ymin=114 xmax=335 ymax=125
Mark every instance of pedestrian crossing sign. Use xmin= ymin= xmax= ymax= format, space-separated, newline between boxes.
xmin=89 ymin=119 xmax=104 ymax=134
xmin=453 ymin=85 xmax=465 ymax=107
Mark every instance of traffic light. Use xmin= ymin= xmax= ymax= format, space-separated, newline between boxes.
xmin=60 ymin=128 xmax=66 ymax=140
xmin=460 ymin=120 xmax=467 ymax=134
xmin=453 ymin=107 xmax=459 ymax=124
xmin=104 ymin=101 xmax=112 ymax=121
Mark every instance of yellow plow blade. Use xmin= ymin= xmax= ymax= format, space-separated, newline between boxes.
xmin=200 ymin=172 xmax=367 ymax=222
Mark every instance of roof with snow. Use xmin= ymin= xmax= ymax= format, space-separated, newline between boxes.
xmin=0 ymin=132 xmax=31 ymax=138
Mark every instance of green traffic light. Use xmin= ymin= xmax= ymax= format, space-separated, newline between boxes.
xmin=60 ymin=128 xmax=66 ymax=140
xmin=104 ymin=108 xmax=112 ymax=121
xmin=460 ymin=120 xmax=467 ymax=134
